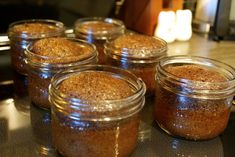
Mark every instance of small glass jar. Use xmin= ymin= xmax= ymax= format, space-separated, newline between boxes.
xmin=49 ymin=65 xmax=146 ymax=157
xmin=25 ymin=38 xmax=97 ymax=109
xmin=8 ymin=19 xmax=65 ymax=75
xmin=154 ymin=55 xmax=235 ymax=140
xmin=74 ymin=17 xmax=125 ymax=64
xmin=104 ymin=33 xmax=167 ymax=97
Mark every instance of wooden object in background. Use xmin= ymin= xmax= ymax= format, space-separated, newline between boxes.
xmin=117 ymin=0 xmax=183 ymax=35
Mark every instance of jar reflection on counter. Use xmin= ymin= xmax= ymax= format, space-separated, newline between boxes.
xmin=49 ymin=65 xmax=146 ymax=157
xmin=25 ymin=38 xmax=98 ymax=109
xmin=74 ymin=17 xmax=125 ymax=64
xmin=8 ymin=19 xmax=65 ymax=75
xmin=30 ymin=103 xmax=53 ymax=156
xmin=154 ymin=56 xmax=235 ymax=140
xmin=13 ymin=71 xmax=30 ymax=116
xmin=104 ymin=33 xmax=167 ymax=96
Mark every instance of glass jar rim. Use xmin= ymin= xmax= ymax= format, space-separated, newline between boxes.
xmin=74 ymin=17 xmax=125 ymax=40
xmin=8 ymin=19 xmax=65 ymax=39
xmin=49 ymin=65 xmax=146 ymax=121
xmin=104 ymin=34 xmax=167 ymax=63
xmin=156 ymin=55 xmax=235 ymax=98
xmin=24 ymin=37 xmax=98 ymax=69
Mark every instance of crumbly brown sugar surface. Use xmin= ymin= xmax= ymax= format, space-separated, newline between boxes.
xmin=59 ymin=71 xmax=134 ymax=101
xmin=78 ymin=21 xmax=117 ymax=32
xmin=113 ymin=34 xmax=163 ymax=51
xmin=12 ymin=23 xmax=60 ymax=34
xmin=32 ymin=37 xmax=93 ymax=63
xmin=165 ymin=65 xmax=228 ymax=83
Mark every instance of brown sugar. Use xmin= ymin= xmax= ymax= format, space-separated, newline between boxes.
xmin=105 ymin=34 xmax=167 ymax=97
xmin=77 ymin=21 xmax=118 ymax=33
xmin=154 ymin=64 xmax=231 ymax=140
xmin=113 ymin=34 xmax=164 ymax=54
xmin=59 ymin=71 xmax=134 ymax=101
xmin=166 ymin=65 xmax=227 ymax=83
xmin=31 ymin=37 xmax=93 ymax=64
xmin=27 ymin=38 xmax=96 ymax=109
xmin=11 ymin=23 xmax=61 ymax=36
xmin=52 ymin=71 xmax=140 ymax=157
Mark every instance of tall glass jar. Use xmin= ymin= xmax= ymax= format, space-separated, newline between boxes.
xmin=25 ymin=38 xmax=97 ymax=109
xmin=154 ymin=55 xmax=235 ymax=140
xmin=105 ymin=33 xmax=167 ymax=97
xmin=74 ymin=17 xmax=125 ymax=64
xmin=49 ymin=65 xmax=146 ymax=157
xmin=8 ymin=19 xmax=65 ymax=75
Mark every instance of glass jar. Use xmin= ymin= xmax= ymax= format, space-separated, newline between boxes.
xmin=154 ymin=55 xmax=235 ymax=140
xmin=74 ymin=17 xmax=125 ymax=64
xmin=8 ymin=19 xmax=65 ymax=75
xmin=104 ymin=33 xmax=167 ymax=97
xmin=25 ymin=38 xmax=97 ymax=109
xmin=49 ymin=65 xmax=146 ymax=157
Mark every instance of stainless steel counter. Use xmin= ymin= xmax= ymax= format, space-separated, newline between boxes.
xmin=0 ymin=34 xmax=235 ymax=157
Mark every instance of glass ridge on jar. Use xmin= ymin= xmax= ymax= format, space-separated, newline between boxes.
xmin=49 ymin=65 xmax=146 ymax=157
xmin=154 ymin=55 xmax=235 ymax=140
xmin=8 ymin=19 xmax=65 ymax=75
xmin=104 ymin=33 xmax=167 ymax=97
xmin=74 ymin=17 xmax=125 ymax=64
xmin=25 ymin=38 xmax=98 ymax=109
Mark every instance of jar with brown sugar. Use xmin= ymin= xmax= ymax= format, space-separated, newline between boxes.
xmin=105 ymin=33 xmax=167 ymax=96
xmin=8 ymin=19 xmax=65 ymax=75
xmin=74 ymin=17 xmax=125 ymax=64
xmin=49 ymin=65 xmax=146 ymax=157
xmin=154 ymin=56 xmax=235 ymax=140
xmin=25 ymin=37 xmax=97 ymax=109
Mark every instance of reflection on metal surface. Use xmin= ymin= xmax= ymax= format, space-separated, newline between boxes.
xmin=138 ymin=121 xmax=151 ymax=142
xmin=233 ymin=96 xmax=235 ymax=105
xmin=0 ymin=118 xmax=8 ymax=145
xmin=0 ymin=98 xmax=30 ymax=131
xmin=131 ymin=121 xmax=224 ymax=157
xmin=232 ymin=97 xmax=235 ymax=112
xmin=0 ymin=35 xmax=10 ymax=51
xmin=64 ymin=28 xmax=75 ymax=38
xmin=30 ymin=104 xmax=54 ymax=156
xmin=0 ymin=80 xmax=13 ymax=86
xmin=12 ymin=71 xmax=30 ymax=116
xmin=13 ymin=95 xmax=30 ymax=116
xmin=0 ymin=46 xmax=10 ymax=51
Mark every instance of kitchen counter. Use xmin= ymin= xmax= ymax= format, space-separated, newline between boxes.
xmin=0 ymin=34 xmax=235 ymax=157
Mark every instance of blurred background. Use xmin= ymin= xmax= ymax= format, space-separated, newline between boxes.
xmin=0 ymin=0 xmax=235 ymax=39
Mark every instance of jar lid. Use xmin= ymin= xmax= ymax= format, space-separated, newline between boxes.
xmin=8 ymin=19 xmax=65 ymax=39
xmin=49 ymin=65 xmax=146 ymax=121
xmin=105 ymin=33 xmax=167 ymax=63
xmin=74 ymin=17 xmax=125 ymax=40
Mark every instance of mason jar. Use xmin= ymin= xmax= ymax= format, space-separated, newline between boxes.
xmin=105 ymin=33 xmax=167 ymax=97
xmin=154 ymin=55 xmax=235 ymax=140
xmin=74 ymin=17 xmax=125 ymax=64
xmin=8 ymin=19 xmax=65 ymax=75
xmin=49 ymin=65 xmax=146 ymax=157
xmin=25 ymin=38 xmax=97 ymax=109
